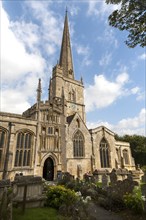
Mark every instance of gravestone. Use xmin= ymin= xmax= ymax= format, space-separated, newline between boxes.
xmin=62 ymin=172 xmax=74 ymax=182
xmin=93 ymin=169 xmax=100 ymax=183
xmin=84 ymin=172 xmax=92 ymax=183
xmin=109 ymin=169 xmax=117 ymax=185
xmin=102 ymin=174 xmax=109 ymax=188
xmin=127 ymin=173 xmax=133 ymax=181
xmin=57 ymin=171 xmax=62 ymax=181
xmin=129 ymin=170 xmax=142 ymax=184
xmin=142 ymin=171 xmax=146 ymax=183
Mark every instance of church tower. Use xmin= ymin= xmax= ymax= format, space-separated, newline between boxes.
xmin=50 ymin=11 xmax=86 ymax=122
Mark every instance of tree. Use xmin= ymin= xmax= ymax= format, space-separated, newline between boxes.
xmin=106 ymin=0 xmax=146 ymax=48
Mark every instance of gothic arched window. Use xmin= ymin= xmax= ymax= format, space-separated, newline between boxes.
xmin=0 ymin=128 xmax=7 ymax=169
xmin=73 ymin=131 xmax=84 ymax=157
xmin=123 ymin=149 xmax=129 ymax=165
xmin=14 ymin=131 xmax=33 ymax=167
xmin=100 ymin=138 xmax=110 ymax=168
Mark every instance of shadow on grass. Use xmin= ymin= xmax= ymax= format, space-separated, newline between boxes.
xmin=13 ymin=207 xmax=68 ymax=220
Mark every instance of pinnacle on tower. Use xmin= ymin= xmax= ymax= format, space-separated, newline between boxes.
xmin=59 ymin=10 xmax=74 ymax=79
xmin=48 ymin=77 xmax=52 ymax=101
xmin=37 ymin=78 xmax=42 ymax=102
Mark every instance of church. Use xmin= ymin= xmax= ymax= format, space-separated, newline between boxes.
xmin=0 ymin=12 xmax=135 ymax=181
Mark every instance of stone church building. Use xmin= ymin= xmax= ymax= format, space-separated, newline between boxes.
xmin=0 ymin=12 xmax=135 ymax=181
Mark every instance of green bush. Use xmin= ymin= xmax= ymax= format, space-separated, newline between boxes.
xmin=96 ymin=182 xmax=102 ymax=188
xmin=109 ymin=193 xmax=125 ymax=212
xmin=141 ymin=166 xmax=146 ymax=172
xmin=123 ymin=186 xmax=144 ymax=214
xmin=45 ymin=185 xmax=78 ymax=209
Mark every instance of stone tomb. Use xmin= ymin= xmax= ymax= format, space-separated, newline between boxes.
xmin=13 ymin=175 xmax=45 ymax=208
xmin=0 ymin=179 xmax=12 ymax=220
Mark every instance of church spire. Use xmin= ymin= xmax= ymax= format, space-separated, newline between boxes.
xmin=59 ymin=10 xmax=74 ymax=79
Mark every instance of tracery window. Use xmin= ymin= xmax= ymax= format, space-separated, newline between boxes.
xmin=123 ymin=149 xmax=129 ymax=165
xmin=100 ymin=138 xmax=110 ymax=168
xmin=14 ymin=131 xmax=33 ymax=167
xmin=73 ymin=131 xmax=84 ymax=157
xmin=0 ymin=129 xmax=6 ymax=169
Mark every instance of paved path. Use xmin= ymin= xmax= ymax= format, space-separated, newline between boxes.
xmin=86 ymin=202 xmax=123 ymax=220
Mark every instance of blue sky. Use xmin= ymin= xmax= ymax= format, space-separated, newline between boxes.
xmin=0 ymin=0 xmax=145 ymax=136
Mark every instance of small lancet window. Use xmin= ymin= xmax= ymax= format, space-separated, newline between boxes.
xmin=76 ymin=119 xmax=80 ymax=128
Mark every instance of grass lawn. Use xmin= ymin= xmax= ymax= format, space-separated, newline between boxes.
xmin=13 ymin=207 xmax=68 ymax=220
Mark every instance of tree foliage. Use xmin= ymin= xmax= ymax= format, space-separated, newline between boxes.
xmin=115 ymin=134 xmax=146 ymax=166
xmin=106 ymin=0 xmax=146 ymax=47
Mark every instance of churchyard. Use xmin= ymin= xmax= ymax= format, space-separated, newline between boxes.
xmin=0 ymin=168 xmax=146 ymax=220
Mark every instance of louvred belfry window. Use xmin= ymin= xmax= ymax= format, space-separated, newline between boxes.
xmin=14 ymin=131 xmax=33 ymax=167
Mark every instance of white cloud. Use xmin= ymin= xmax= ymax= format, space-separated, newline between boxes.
xmin=130 ymin=87 xmax=145 ymax=101
xmin=116 ymin=72 xmax=129 ymax=85
xmin=1 ymin=89 xmax=31 ymax=114
xmin=85 ymin=72 xmax=129 ymax=112
xmin=76 ymin=45 xmax=89 ymax=55
xmin=87 ymin=1 xmax=120 ymax=19
xmin=76 ymin=44 xmax=91 ymax=66
xmin=87 ymin=108 xmax=146 ymax=136
xmin=131 ymin=87 xmax=140 ymax=94
xmin=10 ymin=21 xmax=39 ymax=52
xmin=136 ymin=91 xmax=145 ymax=101
xmin=70 ymin=5 xmax=80 ymax=16
xmin=0 ymin=2 xmax=65 ymax=114
xmin=1 ymin=5 xmax=46 ymax=82
xmin=118 ymin=108 xmax=145 ymax=129
xmin=25 ymin=1 xmax=62 ymax=47
xmin=99 ymin=52 xmax=112 ymax=66
xmin=87 ymin=1 xmax=119 ymax=49
xmin=138 ymin=53 xmax=146 ymax=60
xmin=97 ymin=26 xmax=118 ymax=48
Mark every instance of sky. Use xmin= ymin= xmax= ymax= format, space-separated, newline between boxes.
xmin=0 ymin=0 xmax=145 ymax=136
